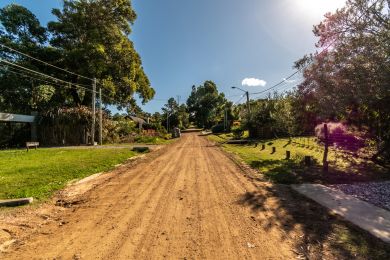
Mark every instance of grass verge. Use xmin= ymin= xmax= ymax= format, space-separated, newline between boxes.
xmin=0 ymin=148 xmax=138 ymax=200
xmin=209 ymin=135 xmax=389 ymax=184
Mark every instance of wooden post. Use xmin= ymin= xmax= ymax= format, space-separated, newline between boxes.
xmin=323 ymin=123 xmax=329 ymax=172
xmin=271 ymin=147 xmax=276 ymax=153
xmin=99 ymin=86 xmax=103 ymax=145
xmin=286 ymin=150 xmax=291 ymax=160
xmin=91 ymin=78 xmax=96 ymax=145
xmin=305 ymin=156 xmax=312 ymax=166
xmin=261 ymin=144 xmax=265 ymax=150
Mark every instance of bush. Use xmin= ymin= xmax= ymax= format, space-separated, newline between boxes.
xmin=211 ymin=123 xmax=225 ymax=133
xmin=132 ymin=146 xmax=150 ymax=153
xmin=232 ymin=125 xmax=244 ymax=139
xmin=134 ymin=136 xmax=158 ymax=143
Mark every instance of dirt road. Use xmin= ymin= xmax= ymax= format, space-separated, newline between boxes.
xmin=3 ymin=133 xmax=297 ymax=259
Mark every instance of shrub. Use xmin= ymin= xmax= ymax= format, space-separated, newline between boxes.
xmin=232 ymin=125 xmax=244 ymax=139
xmin=132 ymin=146 xmax=150 ymax=153
xmin=211 ymin=123 xmax=225 ymax=133
xmin=134 ymin=136 xmax=157 ymax=143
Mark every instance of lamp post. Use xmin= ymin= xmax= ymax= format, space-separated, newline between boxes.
xmin=231 ymin=86 xmax=251 ymax=120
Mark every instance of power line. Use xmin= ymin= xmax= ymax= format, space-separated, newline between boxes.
xmin=0 ymin=66 xmax=95 ymax=97
xmin=250 ymin=0 xmax=382 ymax=99
xmin=0 ymin=43 xmax=121 ymax=98
xmin=0 ymin=43 xmax=94 ymax=81
xmin=249 ymin=35 xmax=335 ymax=98
xmin=0 ymin=58 xmax=96 ymax=93
xmin=0 ymin=64 xmax=121 ymax=105
xmin=0 ymin=62 xmax=92 ymax=88
xmin=255 ymin=75 xmax=305 ymax=99
xmin=250 ymin=70 xmax=303 ymax=96
xmin=233 ymin=94 xmax=245 ymax=105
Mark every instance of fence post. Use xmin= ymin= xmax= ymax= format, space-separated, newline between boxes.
xmin=305 ymin=156 xmax=312 ymax=166
xmin=286 ymin=150 xmax=291 ymax=160
xmin=271 ymin=147 xmax=276 ymax=153
xmin=323 ymin=123 xmax=329 ymax=172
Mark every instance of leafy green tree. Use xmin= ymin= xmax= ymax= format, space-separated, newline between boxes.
xmin=0 ymin=1 xmax=155 ymax=115
xmin=160 ymin=98 xmax=190 ymax=129
xmin=177 ymin=104 xmax=190 ymax=129
xmin=0 ymin=4 xmax=54 ymax=114
xmin=48 ymin=0 xmax=155 ymax=108
xmin=295 ymin=0 xmax=390 ymax=161
xmin=186 ymin=81 xmax=227 ymax=128
xmin=0 ymin=4 xmax=47 ymax=46
xmin=162 ymin=97 xmax=179 ymax=129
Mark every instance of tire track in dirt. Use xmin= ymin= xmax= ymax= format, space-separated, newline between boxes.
xmin=53 ymin=135 xmax=192 ymax=259
xmin=202 ymin=140 xmax=294 ymax=258
xmin=2 ymin=133 xmax=296 ymax=259
xmin=5 ymin=138 xmax=190 ymax=259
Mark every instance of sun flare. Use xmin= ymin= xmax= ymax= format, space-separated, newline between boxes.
xmin=295 ymin=0 xmax=346 ymax=15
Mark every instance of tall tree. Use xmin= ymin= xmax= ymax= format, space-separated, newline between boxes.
xmin=186 ymin=81 xmax=227 ymax=128
xmin=295 ymin=0 xmax=390 ymax=161
xmin=0 ymin=4 xmax=54 ymax=114
xmin=162 ymin=97 xmax=179 ymax=129
xmin=0 ymin=1 xmax=155 ymax=113
xmin=48 ymin=0 xmax=155 ymax=108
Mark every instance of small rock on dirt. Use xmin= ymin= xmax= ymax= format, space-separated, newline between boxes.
xmin=247 ymin=242 xmax=255 ymax=248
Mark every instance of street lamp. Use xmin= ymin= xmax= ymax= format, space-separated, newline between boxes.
xmin=231 ymin=86 xmax=251 ymax=119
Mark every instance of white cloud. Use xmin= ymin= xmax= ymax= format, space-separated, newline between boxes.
xmin=242 ymin=78 xmax=267 ymax=87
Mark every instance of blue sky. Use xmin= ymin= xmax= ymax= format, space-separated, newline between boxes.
xmin=1 ymin=0 xmax=346 ymax=113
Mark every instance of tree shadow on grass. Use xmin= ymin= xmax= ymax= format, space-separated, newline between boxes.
xmin=249 ymin=159 xmax=319 ymax=184
xmin=283 ymin=140 xmax=291 ymax=148
xmin=248 ymin=158 xmax=390 ymax=185
xmin=236 ymin=184 xmax=390 ymax=259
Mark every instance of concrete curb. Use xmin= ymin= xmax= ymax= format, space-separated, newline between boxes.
xmin=292 ymin=184 xmax=390 ymax=243
xmin=0 ymin=197 xmax=33 ymax=207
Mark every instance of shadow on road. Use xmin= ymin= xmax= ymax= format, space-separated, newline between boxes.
xmin=236 ymin=183 xmax=390 ymax=259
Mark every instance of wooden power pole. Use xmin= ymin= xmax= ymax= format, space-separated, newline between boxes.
xmin=91 ymin=78 xmax=96 ymax=145
xmin=99 ymin=86 xmax=103 ymax=145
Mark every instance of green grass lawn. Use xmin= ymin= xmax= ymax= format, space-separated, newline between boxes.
xmin=209 ymin=134 xmax=389 ymax=184
xmin=0 ymin=148 xmax=138 ymax=200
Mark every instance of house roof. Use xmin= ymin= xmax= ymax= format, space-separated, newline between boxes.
xmin=129 ymin=116 xmax=146 ymax=125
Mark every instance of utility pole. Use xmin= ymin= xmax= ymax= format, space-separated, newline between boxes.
xmin=245 ymin=91 xmax=251 ymax=118
xmin=166 ymin=113 xmax=169 ymax=132
xmin=91 ymin=78 xmax=96 ymax=145
xmin=31 ymin=80 xmax=37 ymax=141
xmin=224 ymin=107 xmax=227 ymax=132
xmin=99 ymin=86 xmax=103 ymax=145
